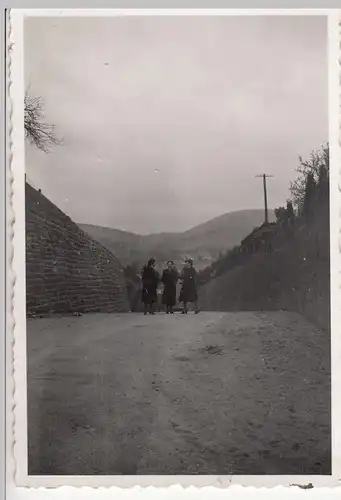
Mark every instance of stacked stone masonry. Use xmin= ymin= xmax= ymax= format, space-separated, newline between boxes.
xmin=26 ymin=183 xmax=129 ymax=315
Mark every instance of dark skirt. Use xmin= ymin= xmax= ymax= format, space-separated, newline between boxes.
xmin=142 ymin=286 xmax=157 ymax=305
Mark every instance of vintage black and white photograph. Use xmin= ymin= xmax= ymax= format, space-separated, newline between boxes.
xmin=9 ymin=9 xmax=337 ymax=485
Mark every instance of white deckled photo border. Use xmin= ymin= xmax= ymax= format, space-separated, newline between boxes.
xmin=7 ymin=7 xmax=341 ymax=489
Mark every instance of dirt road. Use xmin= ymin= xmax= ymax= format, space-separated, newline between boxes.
xmin=27 ymin=311 xmax=330 ymax=475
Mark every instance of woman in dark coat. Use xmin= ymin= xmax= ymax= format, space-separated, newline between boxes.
xmin=141 ymin=258 xmax=159 ymax=315
xmin=179 ymin=258 xmax=199 ymax=314
xmin=161 ymin=261 xmax=179 ymax=314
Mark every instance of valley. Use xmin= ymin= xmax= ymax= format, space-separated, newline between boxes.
xmin=78 ymin=208 xmax=275 ymax=270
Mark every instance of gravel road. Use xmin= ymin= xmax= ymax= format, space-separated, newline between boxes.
xmin=27 ymin=311 xmax=330 ymax=475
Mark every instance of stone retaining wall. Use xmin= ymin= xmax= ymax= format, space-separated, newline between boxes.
xmin=26 ymin=183 xmax=129 ymax=315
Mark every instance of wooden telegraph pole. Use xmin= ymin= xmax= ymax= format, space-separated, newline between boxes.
xmin=255 ymin=174 xmax=274 ymax=224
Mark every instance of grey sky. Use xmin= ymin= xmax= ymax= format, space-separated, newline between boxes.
xmin=25 ymin=15 xmax=328 ymax=234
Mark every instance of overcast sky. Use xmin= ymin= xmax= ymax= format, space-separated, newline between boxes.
xmin=25 ymin=15 xmax=327 ymax=234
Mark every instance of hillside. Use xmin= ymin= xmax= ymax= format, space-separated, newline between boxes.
xmin=199 ymin=201 xmax=330 ymax=331
xmin=76 ymin=224 xmax=145 ymax=265
xmin=79 ymin=209 xmax=275 ymax=270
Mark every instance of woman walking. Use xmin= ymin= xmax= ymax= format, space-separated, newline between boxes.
xmin=141 ymin=258 xmax=159 ymax=315
xmin=179 ymin=258 xmax=199 ymax=314
xmin=161 ymin=261 xmax=179 ymax=314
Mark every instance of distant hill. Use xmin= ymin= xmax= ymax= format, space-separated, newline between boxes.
xmin=78 ymin=209 xmax=275 ymax=270
xmin=75 ymin=224 xmax=145 ymax=265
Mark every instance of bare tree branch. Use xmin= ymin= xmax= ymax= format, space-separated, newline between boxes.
xmin=24 ymin=93 xmax=62 ymax=153
xmin=289 ymin=144 xmax=329 ymax=210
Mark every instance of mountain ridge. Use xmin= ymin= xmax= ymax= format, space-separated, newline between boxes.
xmin=78 ymin=208 xmax=275 ymax=269
xmin=78 ymin=208 xmax=274 ymax=238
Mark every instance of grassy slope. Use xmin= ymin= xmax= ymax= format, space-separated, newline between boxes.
xmin=199 ymin=202 xmax=330 ymax=331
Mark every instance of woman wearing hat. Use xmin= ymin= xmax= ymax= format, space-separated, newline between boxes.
xmin=141 ymin=258 xmax=160 ymax=315
xmin=179 ymin=258 xmax=199 ymax=314
xmin=161 ymin=260 xmax=179 ymax=314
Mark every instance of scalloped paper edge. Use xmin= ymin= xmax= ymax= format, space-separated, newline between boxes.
xmin=7 ymin=8 xmax=341 ymax=491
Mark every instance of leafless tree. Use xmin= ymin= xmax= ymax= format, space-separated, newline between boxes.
xmin=24 ymin=93 xmax=62 ymax=153
xmin=289 ymin=144 xmax=329 ymax=210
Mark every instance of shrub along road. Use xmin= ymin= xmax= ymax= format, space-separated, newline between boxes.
xmin=27 ymin=311 xmax=330 ymax=475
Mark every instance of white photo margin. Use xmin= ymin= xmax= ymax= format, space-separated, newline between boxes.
xmin=7 ymin=7 xmax=341 ymax=489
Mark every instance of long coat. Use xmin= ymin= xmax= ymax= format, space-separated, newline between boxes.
xmin=141 ymin=266 xmax=159 ymax=305
xmin=161 ymin=268 xmax=179 ymax=307
xmin=179 ymin=267 xmax=198 ymax=303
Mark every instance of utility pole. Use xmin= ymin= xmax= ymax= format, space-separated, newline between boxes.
xmin=255 ymin=174 xmax=274 ymax=224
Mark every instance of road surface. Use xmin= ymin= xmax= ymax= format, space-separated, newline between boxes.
xmin=27 ymin=311 xmax=330 ymax=475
